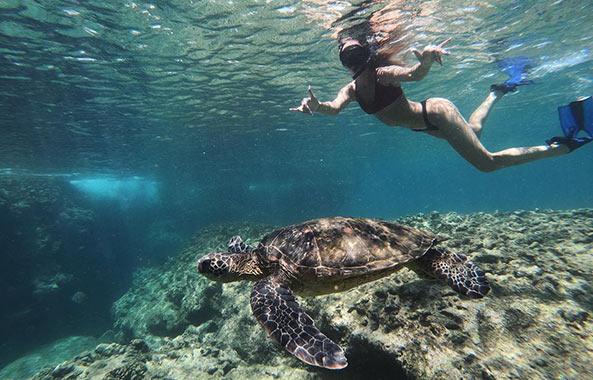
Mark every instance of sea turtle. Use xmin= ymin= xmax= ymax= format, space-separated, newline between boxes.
xmin=197 ymin=217 xmax=490 ymax=369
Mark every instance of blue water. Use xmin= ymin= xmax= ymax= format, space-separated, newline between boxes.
xmin=1 ymin=0 xmax=592 ymax=376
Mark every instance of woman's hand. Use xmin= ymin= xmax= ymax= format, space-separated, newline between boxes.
xmin=412 ymin=38 xmax=451 ymax=66
xmin=290 ymin=86 xmax=320 ymax=114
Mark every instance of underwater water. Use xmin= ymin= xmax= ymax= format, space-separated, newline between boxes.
xmin=1 ymin=0 xmax=592 ymax=379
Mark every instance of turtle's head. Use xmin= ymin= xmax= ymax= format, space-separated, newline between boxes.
xmin=197 ymin=251 xmax=263 ymax=283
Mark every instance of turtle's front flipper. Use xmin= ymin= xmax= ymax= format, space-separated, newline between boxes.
xmin=407 ymin=248 xmax=490 ymax=299
xmin=227 ymin=236 xmax=253 ymax=253
xmin=250 ymin=277 xmax=347 ymax=369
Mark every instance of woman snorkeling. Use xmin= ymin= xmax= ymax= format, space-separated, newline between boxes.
xmin=291 ymin=37 xmax=591 ymax=172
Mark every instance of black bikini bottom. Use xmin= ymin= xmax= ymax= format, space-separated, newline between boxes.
xmin=412 ymin=99 xmax=439 ymax=132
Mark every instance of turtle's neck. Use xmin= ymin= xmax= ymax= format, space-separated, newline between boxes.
xmin=231 ymin=253 xmax=267 ymax=280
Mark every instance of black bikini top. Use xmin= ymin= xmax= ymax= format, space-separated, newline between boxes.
xmin=355 ymin=76 xmax=403 ymax=114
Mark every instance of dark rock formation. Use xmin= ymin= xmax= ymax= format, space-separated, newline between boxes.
xmin=0 ymin=176 xmax=140 ymax=365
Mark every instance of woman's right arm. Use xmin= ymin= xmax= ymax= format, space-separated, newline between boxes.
xmin=290 ymin=84 xmax=354 ymax=116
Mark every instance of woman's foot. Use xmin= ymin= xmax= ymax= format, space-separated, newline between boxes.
xmin=546 ymin=136 xmax=593 ymax=152
xmin=490 ymin=83 xmax=517 ymax=95
xmin=490 ymin=78 xmax=534 ymax=96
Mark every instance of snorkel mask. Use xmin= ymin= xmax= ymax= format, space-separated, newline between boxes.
xmin=339 ymin=40 xmax=372 ymax=80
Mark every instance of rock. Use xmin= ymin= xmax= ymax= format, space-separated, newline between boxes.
xmin=129 ymin=339 xmax=150 ymax=353
xmin=95 ymin=343 xmax=125 ymax=357
xmin=51 ymin=362 xmax=75 ymax=377
xmin=105 ymin=361 xmax=147 ymax=380
xmin=559 ymin=308 xmax=590 ymax=324
xmin=206 ymin=367 xmax=217 ymax=375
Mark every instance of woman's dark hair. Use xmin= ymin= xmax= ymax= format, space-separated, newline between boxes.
xmin=336 ymin=5 xmax=409 ymax=71
xmin=339 ymin=42 xmax=372 ymax=71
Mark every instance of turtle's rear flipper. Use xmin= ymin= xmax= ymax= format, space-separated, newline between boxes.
xmin=408 ymin=248 xmax=490 ymax=298
xmin=251 ymin=277 xmax=347 ymax=369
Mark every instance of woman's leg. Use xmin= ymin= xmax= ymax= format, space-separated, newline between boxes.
xmin=427 ymin=98 xmax=569 ymax=172
xmin=468 ymin=91 xmax=501 ymax=138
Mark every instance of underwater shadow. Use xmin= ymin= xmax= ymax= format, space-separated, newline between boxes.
xmin=313 ymin=335 xmax=412 ymax=380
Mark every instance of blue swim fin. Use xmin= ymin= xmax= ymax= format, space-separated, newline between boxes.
xmin=491 ymin=56 xmax=534 ymax=93
xmin=558 ymin=96 xmax=593 ymax=139
xmin=546 ymin=96 xmax=593 ymax=152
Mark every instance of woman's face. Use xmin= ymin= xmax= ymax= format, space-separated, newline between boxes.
xmin=342 ymin=41 xmax=360 ymax=74
xmin=340 ymin=38 xmax=370 ymax=79
xmin=339 ymin=39 xmax=369 ymax=77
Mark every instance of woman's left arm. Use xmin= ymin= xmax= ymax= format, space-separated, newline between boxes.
xmin=377 ymin=38 xmax=451 ymax=85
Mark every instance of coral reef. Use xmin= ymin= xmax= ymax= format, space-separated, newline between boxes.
xmin=30 ymin=209 xmax=593 ymax=379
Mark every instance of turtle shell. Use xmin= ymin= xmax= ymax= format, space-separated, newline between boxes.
xmin=259 ymin=217 xmax=441 ymax=273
